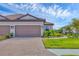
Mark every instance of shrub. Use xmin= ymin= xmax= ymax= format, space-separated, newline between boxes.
xmin=66 ymin=33 xmax=79 ymax=38
xmin=43 ymin=30 xmax=54 ymax=37
xmin=43 ymin=30 xmax=49 ymax=37
xmin=0 ymin=33 xmax=13 ymax=41
xmin=49 ymin=30 xmax=54 ymax=36
xmin=66 ymin=33 xmax=72 ymax=38
xmin=5 ymin=33 xmax=13 ymax=38
xmin=6 ymin=33 xmax=10 ymax=38
xmin=43 ymin=30 xmax=63 ymax=37
xmin=53 ymin=33 xmax=63 ymax=37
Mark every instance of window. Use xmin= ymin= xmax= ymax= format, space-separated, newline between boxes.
xmin=45 ymin=26 xmax=49 ymax=30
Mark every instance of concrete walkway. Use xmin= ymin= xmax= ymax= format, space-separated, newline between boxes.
xmin=0 ymin=37 xmax=56 ymax=56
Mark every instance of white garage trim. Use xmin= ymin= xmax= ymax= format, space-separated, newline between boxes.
xmin=0 ymin=22 xmax=44 ymax=37
xmin=41 ymin=25 xmax=44 ymax=36
xmin=0 ymin=22 xmax=43 ymax=26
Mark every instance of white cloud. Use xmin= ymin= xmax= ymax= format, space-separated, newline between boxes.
xmin=2 ymin=3 xmax=72 ymax=19
xmin=41 ymin=4 xmax=71 ymax=19
xmin=0 ymin=3 xmax=24 ymax=14
xmin=30 ymin=4 xmax=72 ymax=19
xmin=7 ymin=3 xmax=28 ymax=13
xmin=7 ymin=3 xmax=40 ymax=13
xmin=46 ymin=7 xmax=56 ymax=16
xmin=56 ymin=9 xmax=71 ymax=19
xmin=30 ymin=4 xmax=38 ymax=10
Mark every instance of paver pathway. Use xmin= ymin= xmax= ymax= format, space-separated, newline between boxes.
xmin=0 ymin=37 xmax=56 ymax=56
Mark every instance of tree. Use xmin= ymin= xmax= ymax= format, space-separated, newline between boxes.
xmin=57 ymin=18 xmax=79 ymax=38
xmin=72 ymin=18 xmax=79 ymax=30
xmin=71 ymin=18 xmax=79 ymax=38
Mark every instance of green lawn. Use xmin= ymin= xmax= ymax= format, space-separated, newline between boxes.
xmin=62 ymin=54 xmax=79 ymax=56
xmin=0 ymin=35 xmax=7 ymax=41
xmin=43 ymin=38 xmax=79 ymax=49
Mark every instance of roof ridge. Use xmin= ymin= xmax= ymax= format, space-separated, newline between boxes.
xmin=0 ymin=15 xmax=9 ymax=20
xmin=16 ymin=13 xmax=45 ymax=22
xmin=0 ymin=13 xmax=45 ymax=22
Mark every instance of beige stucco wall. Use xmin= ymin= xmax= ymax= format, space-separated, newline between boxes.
xmin=0 ymin=22 xmax=43 ymax=26
xmin=44 ymin=25 xmax=53 ymax=30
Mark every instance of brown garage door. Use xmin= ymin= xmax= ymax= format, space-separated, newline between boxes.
xmin=0 ymin=26 xmax=10 ymax=35
xmin=15 ymin=25 xmax=41 ymax=37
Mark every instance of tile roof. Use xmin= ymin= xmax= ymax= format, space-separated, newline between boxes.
xmin=44 ymin=22 xmax=54 ymax=25
xmin=0 ymin=14 xmax=54 ymax=25
xmin=5 ymin=14 xmax=24 ymax=20
xmin=3 ymin=14 xmax=45 ymax=21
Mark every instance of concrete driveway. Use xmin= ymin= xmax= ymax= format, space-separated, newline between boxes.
xmin=0 ymin=37 xmax=56 ymax=56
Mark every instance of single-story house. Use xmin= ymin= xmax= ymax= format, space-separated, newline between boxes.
xmin=0 ymin=14 xmax=54 ymax=37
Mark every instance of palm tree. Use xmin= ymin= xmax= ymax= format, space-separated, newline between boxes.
xmin=72 ymin=18 xmax=79 ymax=30
xmin=71 ymin=18 xmax=79 ymax=38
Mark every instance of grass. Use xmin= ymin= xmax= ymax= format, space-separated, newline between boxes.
xmin=0 ymin=35 xmax=6 ymax=41
xmin=0 ymin=33 xmax=12 ymax=41
xmin=43 ymin=38 xmax=79 ymax=49
xmin=0 ymin=35 xmax=8 ymax=41
xmin=62 ymin=54 xmax=79 ymax=56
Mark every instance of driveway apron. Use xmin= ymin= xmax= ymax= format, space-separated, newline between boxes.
xmin=0 ymin=37 xmax=56 ymax=56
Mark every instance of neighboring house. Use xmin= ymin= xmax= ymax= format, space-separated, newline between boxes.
xmin=0 ymin=14 xmax=54 ymax=37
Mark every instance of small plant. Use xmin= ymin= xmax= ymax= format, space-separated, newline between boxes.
xmin=43 ymin=30 xmax=49 ymax=37
xmin=53 ymin=33 xmax=63 ymax=37
xmin=10 ymin=33 xmax=13 ymax=37
xmin=43 ymin=30 xmax=64 ymax=37
xmin=0 ymin=33 xmax=13 ymax=41
xmin=43 ymin=30 xmax=54 ymax=37
xmin=5 ymin=33 xmax=13 ymax=38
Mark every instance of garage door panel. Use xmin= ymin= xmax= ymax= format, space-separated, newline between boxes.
xmin=0 ymin=26 xmax=10 ymax=35
xmin=15 ymin=25 xmax=41 ymax=37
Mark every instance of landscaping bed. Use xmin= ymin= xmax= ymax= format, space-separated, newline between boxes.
xmin=43 ymin=38 xmax=79 ymax=49
xmin=0 ymin=33 xmax=12 ymax=41
xmin=0 ymin=35 xmax=7 ymax=41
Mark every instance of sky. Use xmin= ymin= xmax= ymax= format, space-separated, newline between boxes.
xmin=0 ymin=3 xmax=79 ymax=29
